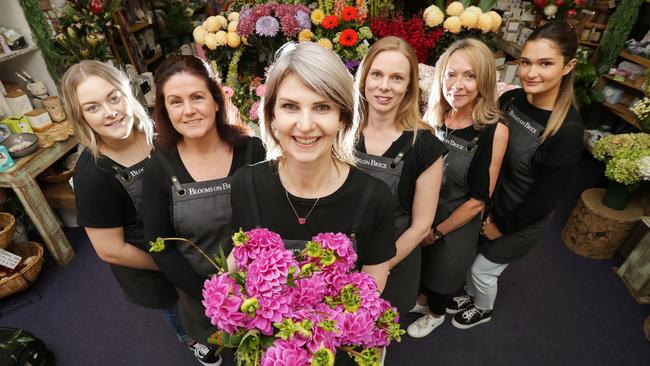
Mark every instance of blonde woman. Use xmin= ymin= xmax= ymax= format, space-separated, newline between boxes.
xmin=407 ymin=39 xmax=508 ymax=338
xmin=453 ymin=21 xmax=583 ymax=329
xmin=353 ymin=36 xmax=446 ymax=316
xmin=61 ymin=61 xmax=212 ymax=363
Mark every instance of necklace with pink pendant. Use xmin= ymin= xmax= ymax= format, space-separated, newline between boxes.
xmin=285 ymin=189 xmax=320 ymax=225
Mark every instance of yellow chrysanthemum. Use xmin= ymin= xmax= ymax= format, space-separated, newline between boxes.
xmin=477 ymin=13 xmax=493 ymax=33
xmin=317 ymin=38 xmax=333 ymax=50
xmin=298 ymin=29 xmax=314 ymax=42
xmin=203 ymin=16 xmax=220 ymax=32
xmin=204 ymin=32 xmax=218 ymax=50
xmin=227 ymin=12 xmax=239 ymax=22
xmin=215 ymin=15 xmax=228 ymax=29
xmin=193 ymin=26 xmax=208 ymax=45
xmin=446 ymin=2 xmax=464 ymax=17
xmin=311 ymin=8 xmax=325 ymax=25
xmin=423 ymin=5 xmax=444 ymax=27
xmin=487 ymin=11 xmax=502 ymax=33
xmin=459 ymin=10 xmax=478 ymax=29
xmin=227 ymin=32 xmax=241 ymax=48
xmin=228 ymin=21 xmax=238 ymax=33
xmin=443 ymin=16 xmax=461 ymax=34
xmin=215 ymin=30 xmax=227 ymax=46
xmin=465 ymin=6 xmax=483 ymax=16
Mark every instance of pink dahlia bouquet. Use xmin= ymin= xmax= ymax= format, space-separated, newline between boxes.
xmin=202 ymin=228 xmax=404 ymax=366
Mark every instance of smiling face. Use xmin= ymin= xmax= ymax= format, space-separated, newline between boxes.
xmin=162 ymin=72 xmax=219 ymax=141
xmin=364 ymin=50 xmax=410 ymax=117
xmin=77 ymin=75 xmax=134 ymax=144
xmin=442 ymin=50 xmax=479 ymax=111
xmin=272 ymin=73 xmax=343 ymax=165
xmin=519 ymin=39 xmax=574 ymax=97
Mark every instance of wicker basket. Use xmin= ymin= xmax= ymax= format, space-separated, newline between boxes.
xmin=0 ymin=212 xmax=16 ymax=250
xmin=37 ymin=168 xmax=73 ymax=184
xmin=0 ymin=241 xmax=45 ymax=299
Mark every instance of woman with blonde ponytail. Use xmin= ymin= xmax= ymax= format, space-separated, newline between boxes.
xmin=453 ymin=21 xmax=584 ymax=329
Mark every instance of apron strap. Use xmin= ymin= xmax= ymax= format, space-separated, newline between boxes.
xmin=156 ymin=154 xmax=184 ymax=192
xmin=245 ymin=139 xmax=254 ymax=164
xmin=245 ymin=166 xmax=262 ymax=227
xmin=389 ymin=134 xmax=414 ymax=170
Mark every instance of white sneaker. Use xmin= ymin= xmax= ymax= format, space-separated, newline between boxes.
xmin=407 ymin=313 xmax=445 ymax=338
xmin=409 ymin=302 xmax=429 ymax=314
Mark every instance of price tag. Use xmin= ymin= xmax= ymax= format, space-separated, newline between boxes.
xmin=0 ymin=248 xmax=21 ymax=269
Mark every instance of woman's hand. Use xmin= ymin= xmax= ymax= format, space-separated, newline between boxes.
xmin=420 ymin=228 xmax=437 ymax=246
xmin=481 ymin=216 xmax=503 ymax=240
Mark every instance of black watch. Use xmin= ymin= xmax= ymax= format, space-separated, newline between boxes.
xmin=433 ymin=228 xmax=444 ymax=241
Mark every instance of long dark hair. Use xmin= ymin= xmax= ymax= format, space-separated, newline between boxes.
xmin=153 ymin=55 xmax=249 ymax=151
xmin=524 ymin=21 xmax=578 ymax=141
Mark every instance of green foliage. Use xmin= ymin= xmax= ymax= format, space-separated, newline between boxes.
xmin=573 ymin=48 xmax=602 ymax=109
xmin=351 ymin=347 xmax=380 ymax=366
xmin=478 ymin=0 xmax=497 ymax=12
xmin=0 ymin=329 xmax=35 ymax=351
xmin=593 ymin=133 xmax=650 ymax=185
xmin=312 ymin=346 xmax=336 ymax=366
xmin=149 ymin=237 xmax=166 ymax=252
xmin=596 ymin=0 xmax=645 ymax=74
xmin=163 ymin=0 xmax=194 ymax=37
xmin=18 ymin=0 xmax=65 ymax=78
xmin=274 ymin=319 xmax=313 ymax=340
xmin=236 ymin=330 xmax=262 ymax=366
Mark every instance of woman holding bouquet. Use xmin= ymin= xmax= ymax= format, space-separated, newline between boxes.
xmin=353 ymin=36 xmax=447 ymax=316
xmin=407 ymin=39 xmax=508 ymax=338
xmin=143 ymin=56 xmax=265 ymax=359
xmin=61 ymin=61 xmax=207 ymax=362
xmin=453 ymin=21 xmax=583 ymax=329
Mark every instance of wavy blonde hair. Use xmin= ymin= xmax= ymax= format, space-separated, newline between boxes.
xmin=60 ymin=60 xmax=153 ymax=157
xmin=424 ymin=38 xmax=500 ymax=129
xmin=260 ymin=42 xmax=356 ymax=165
xmin=355 ymin=36 xmax=432 ymax=141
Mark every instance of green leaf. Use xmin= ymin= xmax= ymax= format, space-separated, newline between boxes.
xmin=459 ymin=0 xmax=472 ymax=8
xmin=478 ymin=0 xmax=497 ymax=11
xmin=16 ymin=337 xmax=34 ymax=343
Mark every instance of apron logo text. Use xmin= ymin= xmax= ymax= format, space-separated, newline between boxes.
xmin=129 ymin=167 xmax=144 ymax=178
xmin=358 ymin=158 xmax=388 ymax=169
xmin=443 ymin=137 xmax=465 ymax=151
xmin=508 ymin=109 xmax=538 ymax=135
xmin=188 ymin=182 xmax=231 ymax=195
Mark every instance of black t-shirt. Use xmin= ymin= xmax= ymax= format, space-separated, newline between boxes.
xmin=230 ymin=161 xmax=397 ymax=267
xmin=355 ymin=130 xmax=447 ymax=210
xmin=440 ymin=122 xmax=501 ymax=202
xmin=74 ymin=148 xmax=178 ymax=309
xmin=143 ymin=136 xmax=266 ymax=300
xmin=494 ymin=88 xmax=584 ymax=233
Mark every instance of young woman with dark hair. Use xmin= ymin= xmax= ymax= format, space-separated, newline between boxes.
xmin=453 ymin=21 xmax=583 ymax=329
xmin=143 ymin=56 xmax=265 ymax=363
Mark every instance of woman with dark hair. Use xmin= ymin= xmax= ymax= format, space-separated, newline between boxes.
xmin=353 ymin=36 xmax=446 ymax=316
xmin=143 ymin=56 xmax=265 ymax=362
xmin=453 ymin=21 xmax=583 ymax=329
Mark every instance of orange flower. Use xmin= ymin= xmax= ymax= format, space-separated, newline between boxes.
xmin=341 ymin=6 xmax=358 ymax=21
xmin=339 ymin=29 xmax=358 ymax=47
xmin=322 ymin=15 xmax=339 ymax=30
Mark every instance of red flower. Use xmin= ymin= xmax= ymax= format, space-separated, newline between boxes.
xmin=533 ymin=0 xmax=548 ymax=7
xmin=341 ymin=6 xmax=358 ymax=21
xmin=555 ymin=0 xmax=565 ymax=6
xmin=90 ymin=0 xmax=103 ymax=14
xmin=339 ymin=29 xmax=358 ymax=47
xmin=575 ymin=0 xmax=584 ymax=6
xmin=567 ymin=9 xmax=577 ymax=17
xmin=322 ymin=15 xmax=339 ymax=30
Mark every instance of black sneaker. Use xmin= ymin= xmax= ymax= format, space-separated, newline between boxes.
xmin=446 ymin=295 xmax=474 ymax=314
xmin=451 ymin=305 xmax=492 ymax=329
xmin=189 ymin=342 xmax=223 ymax=366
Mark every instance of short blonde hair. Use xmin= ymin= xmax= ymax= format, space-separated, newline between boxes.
xmin=425 ymin=38 xmax=500 ymax=129
xmin=355 ymin=36 xmax=432 ymax=140
xmin=260 ymin=42 xmax=356 ymax=164
xmin=60 ymin=60 xmax=153 ymax=157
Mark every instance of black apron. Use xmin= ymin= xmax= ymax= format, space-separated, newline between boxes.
xmin=157 ymin=154 xmax=236 ymax=343
xmin=421 ymin=130 xmax=481 ymax=294
xmin=108 ymin=158 xmax=178 ymax=309
xmin=480 ymin=101 xmax=553 ymax=264
xmin=355 ymin=136 xmax=419 ymax=316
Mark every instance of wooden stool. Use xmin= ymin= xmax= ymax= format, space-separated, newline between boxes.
xmin=616 ymin=217 xmax=650 ymax=304
xmin=562 ymin=188 xmax=642 ymax=259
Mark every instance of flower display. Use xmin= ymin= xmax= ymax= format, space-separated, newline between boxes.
xmin=310 ymin=2 xmax=374 ymax=62
xmin=593 ymin=133 xmax=650 ymax=186
xmin=533 ymin=0 xmax=583 ymax=20
xmin=630 ymin=97 xmax=650 ymax=131
xmin=322 ymin=15 xmax=340 ymax=30
xmin=341 ymin=6 xmax=359 ymax=21
xmin=371 ymin=15 xmax=443 ymax=63
xmin=446 ymin=2 xmax=465 ymax=17
xmin=197 ymin=228 xmax=404 ymax=365
xmin=339 ymin=29 xmax=359 ymax=47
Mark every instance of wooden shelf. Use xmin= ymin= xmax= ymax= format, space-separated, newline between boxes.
xmin=602 ymin=75 xmax=645 ymax=93
xmin=494 ymin=37 xmax=522 ymax=59
xmin=127 ymin=21 xmax=150 ymax=33
xmin=602 ymin=102 xmax=641 ymax=129
xmin=0 ymin=45 xmax=38 ymax=64
xmin=144 ymin=50 xmax=162 ymax=65
xmin=585 ymin=22 xmax=607 ymax=30
xmin=619 ymin=50 xmax=650 ymax=69
xmin=41 ymin=181 xmax=75 ymax=209
xmin=579 ymin=40 xmax=600 ymax=47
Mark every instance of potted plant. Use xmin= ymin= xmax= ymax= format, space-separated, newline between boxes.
xmin=592 ymin=133 xmax=650 ymax=210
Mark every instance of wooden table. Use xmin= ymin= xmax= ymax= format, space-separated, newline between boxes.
xmin=0 ymin=136 xmax=78 ymax=265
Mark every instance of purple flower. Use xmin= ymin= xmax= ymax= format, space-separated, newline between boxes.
xmin=261 ymin=340 xmax=311 ymax=366
xmin=295 ymin=10 xmax=311 ymax=29
xmin=233 ymin=228 xmax=285 ymax=271
xmin=280 ymin=15 xmax=300 ymax=37
xmin=338 ymin=309 xmax=376 ymax=347
xmin=255 ymin=16 xmax=280 ymax=37
xmin=236 ymin=7 xmax=255 ymax=37
xmin=202 ymin=275 xmax=248 ymax=333
xmin=249 ymin=294 xmax=292 ymax=335
xmin=305 ymin=233 xmax=357 ymax=274
xmin=290 ymin=274 xmax=326 ymax=309
xmin=245 ymin=248 xmax=296 ymax=299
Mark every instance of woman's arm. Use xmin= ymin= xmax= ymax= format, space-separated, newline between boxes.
xmin=428 ymin=122 xmax=509 ymax=243
xmin=362 ymin=261 xmax=390 ymax=293
xmin=389 ymin=158 xmax=443 ymax=267
xmin=85 ymin=227 xmax=158 ymax=270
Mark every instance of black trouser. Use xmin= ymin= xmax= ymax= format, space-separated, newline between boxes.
xmin=422 ymin=286 xmax=449 ymax=316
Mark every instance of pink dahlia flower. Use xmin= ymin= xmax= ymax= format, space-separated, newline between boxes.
xmin=202 ymin=275 xmax=247 ymax=333
xmin=249 ymin=294 xmax=293 ymax=335
xmin=233 ymin=228 xmax=285 ymax=271
xmin=245 ymin=248 xmax=296 ymax=299
xmin=290 ymin=274 xmax=326 ymax=310
xmin=311 ymin=232 xmax=357 ymax=272
xmin=261 ymin=340 xmax=311 ymax=366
